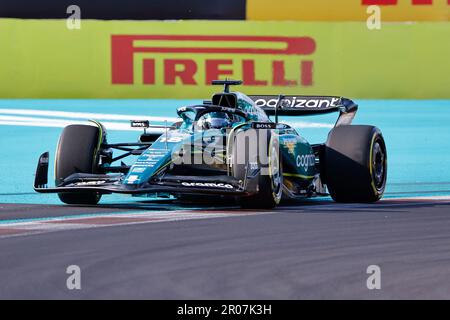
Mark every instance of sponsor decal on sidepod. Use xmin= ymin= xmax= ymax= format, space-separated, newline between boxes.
xmin=296 ymin=154 xmax=315 ymax=171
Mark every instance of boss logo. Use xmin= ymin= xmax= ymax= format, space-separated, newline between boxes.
xmin=130 ymin=120 xmax=150 ymax=128
xmin=252 ymin=122 xmax=276 ymax=129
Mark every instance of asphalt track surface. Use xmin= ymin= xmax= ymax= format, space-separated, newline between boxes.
xmin=1 ymin=99 xmax=450 ymax=299
xmin=0 ymin=198 xmax=450 ymax=299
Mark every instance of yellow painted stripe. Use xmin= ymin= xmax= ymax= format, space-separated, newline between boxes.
xmin=283 ymin=172 xmax=315 ymax=179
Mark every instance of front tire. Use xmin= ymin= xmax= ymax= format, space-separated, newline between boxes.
xmin=324 ymin=125 xmax=387 ymax=203
xmin=55 ymin=124 xmax=102 ymax=205
xmin=232 ymin=130 xmax=283 ymax=209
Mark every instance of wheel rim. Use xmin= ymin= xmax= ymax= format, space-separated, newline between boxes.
xmin=372 ymin=139 xmax=386 ymax=191
xmin=270 ymin=142 xmax=282 ymax=197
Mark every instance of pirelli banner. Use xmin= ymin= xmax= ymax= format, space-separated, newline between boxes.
xmin=248 ymin=0 xmax=450 ymax=21
xmin=0 ymin=18 xmax=449 ymax=99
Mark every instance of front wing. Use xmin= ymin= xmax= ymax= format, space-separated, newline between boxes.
xmin=33 ymin=152 xmax=250 ymax=197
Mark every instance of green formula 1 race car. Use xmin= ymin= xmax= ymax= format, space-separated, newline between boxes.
xmin=34 ymin=80 xmax=387 ymax=209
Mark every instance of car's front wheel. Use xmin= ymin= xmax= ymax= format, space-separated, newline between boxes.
xmin=55 ymin=124 xmax=102 ymax=205
xmin=231 ymin=130 xmax=283 ymax=209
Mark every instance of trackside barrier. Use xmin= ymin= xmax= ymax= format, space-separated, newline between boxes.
xmin=0 ymin=18 xmax=449 ymax=99
xmin=247 ymin=0 xmax=450 ymax=21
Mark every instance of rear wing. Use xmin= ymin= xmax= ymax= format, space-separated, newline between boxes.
xmin=248 ymin=95 xmax=358 ymax=126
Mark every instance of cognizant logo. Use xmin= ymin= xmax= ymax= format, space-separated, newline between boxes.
xmin=111 ymin=35 xmax=316 ymax=87
xmin=296 ymin=154 xmax=315 ymax=171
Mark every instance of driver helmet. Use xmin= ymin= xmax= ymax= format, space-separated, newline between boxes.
xmin=198 ymin=112 xmax=232 ymax=130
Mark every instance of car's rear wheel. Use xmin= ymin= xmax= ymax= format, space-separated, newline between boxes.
xmin=55 ymin=124 xmax=102 ymax=205
xmin=324 ymin=125 xmax=387 ymax=202
xmin=232 ymin=130 xmax=283 ymax=209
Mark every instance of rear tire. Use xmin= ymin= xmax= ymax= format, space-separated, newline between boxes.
xmin=232 ymin=130 xmax=283 ymax=209
xmin=55 ymin=124 xmax=102 ymax=205
xmin=324 ymin=125 xmax=387 ymax=203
